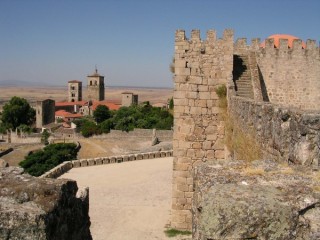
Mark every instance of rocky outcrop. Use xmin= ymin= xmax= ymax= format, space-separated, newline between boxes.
xmin=193 ymin=160 xmax=320 ymax=239
xmin=0 ymin=167 xmax=91 ymax=240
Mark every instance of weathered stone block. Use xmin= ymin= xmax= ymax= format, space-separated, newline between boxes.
xmin=0 ymin=167 xmax=92 ymax=240
xmin=80 ymin=159 xmax=88 ymax=167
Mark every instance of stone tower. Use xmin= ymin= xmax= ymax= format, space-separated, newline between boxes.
xmin=121 ymin=92 xmax=138 ymax=107
xmin=87 ymin=68 xmax=105 ymax=101
xmin=36 ymin=99 xmax=55 ymax=129
xmin=68 ymin=80 xmax=82 ymax=102
xmin=171 ymin=29 xmax=234 ymax=230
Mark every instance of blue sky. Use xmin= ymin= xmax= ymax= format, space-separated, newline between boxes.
xmin=0 ymin=0 xmax=319 ymax=88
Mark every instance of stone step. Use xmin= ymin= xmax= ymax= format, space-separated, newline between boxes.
xmin=237 ymin=89 xmax=254 ymax=93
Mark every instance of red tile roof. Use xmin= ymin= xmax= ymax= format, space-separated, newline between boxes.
xmin=55 ymin=100 xmax=121 ymax=111
xmin=55 ymin=110 xmax=82 ymax=118
xmin=91 ymin=101 xmax=121 ymax=111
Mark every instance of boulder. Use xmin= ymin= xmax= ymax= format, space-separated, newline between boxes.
xmin=193 ymin=160 xmax=320 ymax=239
xmin=0 ymin=167 xmax=92 ymax=240
xmin=0 ymin=158 xmax=8 ymax=167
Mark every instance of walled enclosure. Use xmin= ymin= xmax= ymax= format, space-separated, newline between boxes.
xmin=172 ymin=29 xmax=320 ymax=231
xmin=171 ymin=29 xmax=233 ymax=230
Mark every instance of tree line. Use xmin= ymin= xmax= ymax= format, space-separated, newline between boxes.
xmin=0 ymin=97 xmax=174 ymax=138
xmin=76 ymin=102 xmax=173 ymax=137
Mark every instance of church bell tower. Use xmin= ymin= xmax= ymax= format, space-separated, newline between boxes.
xmin=87 ymin=68 xmax=105 ymax=101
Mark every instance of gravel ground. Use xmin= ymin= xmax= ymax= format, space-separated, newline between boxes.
xmin=60 ymin=157 xmax=191 ymax=240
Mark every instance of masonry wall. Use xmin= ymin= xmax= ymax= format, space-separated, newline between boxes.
xmin=229 ymin=95 xmax=320 ymax=166
xmin=234 ymin=38 xmax=320 ymax=110
xmin=87 ymin=75 xmax=105 ymax=101
xmin=257 ymin=39 xmax=320 ymax=110
xmin=91 ymin=128 xmax=172 ymax=141
xmin=36 ymin=99 xmax=55 ymax=128
xmin=172 ymin=29 xmax=233 ymax=230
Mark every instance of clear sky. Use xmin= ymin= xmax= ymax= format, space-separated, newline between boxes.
xmin=0 ymin=0 xmax=319 ymax=88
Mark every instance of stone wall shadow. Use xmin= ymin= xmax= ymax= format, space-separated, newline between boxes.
xmin=258 ymin=66 xmax=270 ymax=102
xmin=232 ymin=55 xmax=247 ymax=91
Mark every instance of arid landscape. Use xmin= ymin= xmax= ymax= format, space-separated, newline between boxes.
xmin=0 ymin=86 xmax=173 ymax=110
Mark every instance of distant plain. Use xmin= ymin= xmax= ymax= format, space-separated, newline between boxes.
xmin=0 ymin=86 xmax=173 ymax=110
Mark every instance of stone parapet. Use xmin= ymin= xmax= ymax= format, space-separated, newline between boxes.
xmin=40 ymin=150 xmax=173 ymax=179
xmin=229 ymin=95 xmax=320 ymax=166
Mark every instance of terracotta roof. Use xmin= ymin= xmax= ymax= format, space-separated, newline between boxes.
xmin=91 ymin=101 xmax=121 ymax=111
xmin=55 ymin=110 xmax=82 ymax=118
xmin=260 ymin=34 xmax=306 ymax=49
xmin=56 ymin=100 xmax=121 ymax=111
xmin=68 ymin=80 xmax=82 ymax=83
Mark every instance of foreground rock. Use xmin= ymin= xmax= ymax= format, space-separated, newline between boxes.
xmin=0 ymin=158 xmax=8 ymax=167
xmin=0 ymin=167 xmax=91 ymax=240
xmin=193 ymin=160 xmax=320 ymax=240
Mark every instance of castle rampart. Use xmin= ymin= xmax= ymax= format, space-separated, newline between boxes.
xmin=172 ymin=29 xmax=233 ymax=230
xmin=234 ymin=37 xmax=320 ymax=110
xmin=229 ymin=95 xmax=320 ymax=166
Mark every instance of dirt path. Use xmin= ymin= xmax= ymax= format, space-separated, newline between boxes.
xmin=60 ymin=157 xmax=190 ymax=240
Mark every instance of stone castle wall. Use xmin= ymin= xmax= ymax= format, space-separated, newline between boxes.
xmin=234 ymin=38 xmax=320 ymax=110
xmin=229 ymin=95 xmax=320 ymax=166
xmin=91 ymin=128 xmax=172 ymax=141
xmin=172 ymin=29 xmax=233 ymax=230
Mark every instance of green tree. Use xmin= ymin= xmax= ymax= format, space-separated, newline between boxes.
xmin=1 ymin=97 xmax=35 ymax=129
xmin=81 ymin=121 xmax=100 ymax=137
xmin=19 ymin=143 xmax=78 ymax=176
xmin=41 ymin=129 xmax=50 ymax=145
xmin=93 ymin=105 xmax=111 ymax=123
xmin=99 ymin=119 xmax=114 ymax=133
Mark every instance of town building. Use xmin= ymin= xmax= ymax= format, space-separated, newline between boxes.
xmin=87 ymin=68 xmax=105 ymax=101
xmin=68 ymin=80 xmax=82 ymax=102
xmin=121 ymin=92 xmax=138 ymax=107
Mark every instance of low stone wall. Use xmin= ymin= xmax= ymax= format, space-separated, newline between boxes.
xmin=0 ymin=147 xmax=13 ymax=157
xmin=229 ymin=96 xmax=320 ymax=166
xmin=40 ymin=150 xmax=173 ymax=179
xmin=91 ymin=128 xmax=173 ymax=141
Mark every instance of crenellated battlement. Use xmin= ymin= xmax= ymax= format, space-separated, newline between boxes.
xmin=234 ymin=37 xmax=319 ymax=59
xmin=175 ymin=29 xmax=234 ymax=43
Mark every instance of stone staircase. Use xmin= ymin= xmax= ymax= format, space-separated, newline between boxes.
xmin=233 ymin=54 xmax=254 ymax=99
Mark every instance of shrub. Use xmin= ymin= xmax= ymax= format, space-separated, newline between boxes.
xmin=164 ymin=228 xmax=191 ymax=238
xmin=19 ymin=143 xmax=78 ymax=176
xmin=215 ymin=84 xmax=227 ymax=108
